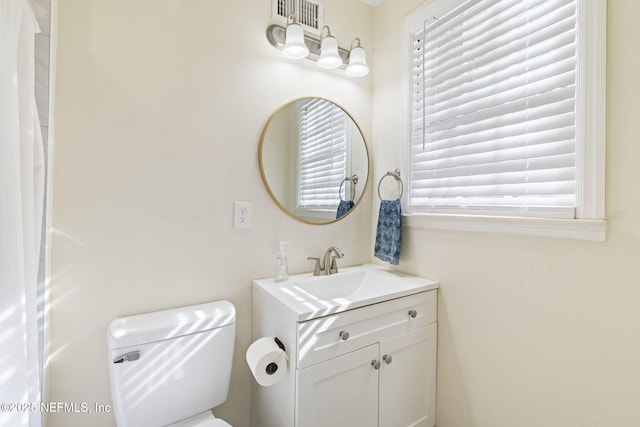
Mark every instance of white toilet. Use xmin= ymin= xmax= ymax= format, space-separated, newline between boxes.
xmin=107 ymin=300 xmax=236 ymax=427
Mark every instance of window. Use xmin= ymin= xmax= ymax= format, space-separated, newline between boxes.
xmin=403 ymin=0 xmax=606 ymax=240
xmin=297 ymin=98 xmax=351 ymax=211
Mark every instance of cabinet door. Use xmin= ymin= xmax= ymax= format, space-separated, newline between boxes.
xmin=379 ymin=324 xmax=437 ymax=427
xmin=296 ymin=344 xmax=379 ymax=427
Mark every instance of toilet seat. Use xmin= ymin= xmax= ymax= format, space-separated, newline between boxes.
xmin=168 ymin=412 xmax=232 ymax=427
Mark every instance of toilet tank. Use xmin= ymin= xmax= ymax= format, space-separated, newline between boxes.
xmin=107 ymin=300 xmax=235 ymax=427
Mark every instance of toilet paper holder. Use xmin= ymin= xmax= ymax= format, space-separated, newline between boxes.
xmin=247 ymin=335 xmax=289 ymax=386
xmin=274 ymin=337 xmax=286 ymax=352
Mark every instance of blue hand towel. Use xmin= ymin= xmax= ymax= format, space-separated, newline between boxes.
xmin=336 ymin=200 xmax=355 ymax=219
xmin=374 ymin=199 xmax=402 ymax=265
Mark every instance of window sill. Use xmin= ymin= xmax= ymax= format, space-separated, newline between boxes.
xmin=402 ymin=213 xmax=607 ymax=242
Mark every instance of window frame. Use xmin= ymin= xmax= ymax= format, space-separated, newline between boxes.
xmin=401 ymin=0 xmax=607 ymax=241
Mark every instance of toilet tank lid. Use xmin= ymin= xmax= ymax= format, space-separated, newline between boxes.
xmin=108 ymin=300 xmax=235 ymax=349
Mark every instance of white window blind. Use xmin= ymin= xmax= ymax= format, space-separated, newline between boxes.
xmin=409 ymin=0 xmax=578 ymax=218
xmin=297 ymin=98 xmax=350 ymax=209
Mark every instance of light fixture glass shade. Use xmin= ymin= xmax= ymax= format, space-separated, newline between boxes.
xmin=282 ymin=23 xmax=309 ymax=59
xmin=346 ymin=46 xmax=369 ymax=77
xmin=317 ymin=36 xmax=342 ymax=69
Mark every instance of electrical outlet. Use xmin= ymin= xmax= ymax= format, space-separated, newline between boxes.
xmin=233 ymin=201 xmax=252 ymax=229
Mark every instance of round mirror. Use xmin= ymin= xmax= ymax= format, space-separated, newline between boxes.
xmin=259 ymin=97 xmax=370 ymax=224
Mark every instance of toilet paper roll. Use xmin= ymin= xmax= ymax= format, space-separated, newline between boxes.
xmin=246 ymin=337 xmax=288 ymax=387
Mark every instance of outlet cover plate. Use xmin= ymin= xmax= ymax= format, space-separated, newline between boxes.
xmin=234 ymin=201 xmax=252 ymax=229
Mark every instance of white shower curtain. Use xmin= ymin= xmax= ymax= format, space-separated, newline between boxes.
xmin=0 ymin=1 xmax=44 ymax=427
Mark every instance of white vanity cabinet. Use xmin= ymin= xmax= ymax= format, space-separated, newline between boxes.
xmin=378 ymin=324 xmax=437 ymax=427
xmin=251 ymin=266 xmax=438 ymax=427
xmin=296 ymin=343 xmax=379 ymax=427
xmin=297 ymin=324 xmax=437 ymax=427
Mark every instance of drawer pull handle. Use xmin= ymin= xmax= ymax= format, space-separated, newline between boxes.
xmin=339 ymin=330 xmax=350 ymax=341
xmin=371 ymin=360 xmax=381 ymax=370
xmin=408 ymin=309 xmax=418 ymax=319
xmin=383 ymin=354 xmax=393 ymax=364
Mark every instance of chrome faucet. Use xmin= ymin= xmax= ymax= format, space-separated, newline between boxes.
xmin=307 ymin=246 xmax=344 ymax=276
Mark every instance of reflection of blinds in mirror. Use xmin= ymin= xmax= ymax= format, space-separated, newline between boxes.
xmin=297 ymin=98 xmax=351 ymax=209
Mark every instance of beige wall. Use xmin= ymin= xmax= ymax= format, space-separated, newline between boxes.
xmin=372 ymin=1 xmax=640 ymax=426
xmin=50 ymin=0 xmax=640 ymax=426
xmin=48 ymin=1 xmax=373 ymax=426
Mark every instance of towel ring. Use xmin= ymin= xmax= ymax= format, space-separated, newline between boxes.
xmin=377 ymin=169 xmax=404 ymax=200
xmin=339 ymin=175 xmax=359 ymax=201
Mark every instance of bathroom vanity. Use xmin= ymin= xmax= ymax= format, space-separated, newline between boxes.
xmin=251 ymin=264 xmax=439 ymax=427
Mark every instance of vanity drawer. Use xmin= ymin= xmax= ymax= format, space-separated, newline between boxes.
xmin=296 ymin=290 xmax=436 ymax=369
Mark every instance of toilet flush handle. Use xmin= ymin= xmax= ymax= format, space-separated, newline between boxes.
xmin=113 ymin=350 xmax=141 ymax=364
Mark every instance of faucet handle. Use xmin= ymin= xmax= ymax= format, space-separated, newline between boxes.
xmin=329 ymin=256 xmax=339 ymax=274
xmin=307 ymin=257 xmax=322 ymax=276
xmin=334 ymin=247 xmax=345 ymax=258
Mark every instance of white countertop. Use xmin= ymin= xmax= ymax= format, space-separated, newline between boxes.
xmin=253 ymin=264 xmax=439 ymax=322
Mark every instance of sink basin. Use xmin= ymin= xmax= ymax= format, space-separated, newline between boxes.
xmin=290 ymin=271 xmax=367 ymax=300
xmin=253 ymin=264 xmax=439 ymax=321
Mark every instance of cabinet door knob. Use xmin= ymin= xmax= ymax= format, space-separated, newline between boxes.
xmin=383 ymin=354 xmax=393 ymax=364
xmin=408 ymin=309 xmax=418 ymax=319
xmin=371 ymin=360 xmax=381 ymax=370
xmin=339 ymin=330 xmax=350 ymax=341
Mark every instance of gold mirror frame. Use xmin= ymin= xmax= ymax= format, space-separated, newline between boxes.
xmin=259 ymin=97 xmax=370 ymax=225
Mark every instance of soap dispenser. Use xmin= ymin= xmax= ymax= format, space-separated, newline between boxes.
xmin=274 ymin=241 xmax=289 ymax=282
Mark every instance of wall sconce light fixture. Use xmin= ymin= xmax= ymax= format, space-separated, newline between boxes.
xmin=317 ymin=26 xmax=342 ymax=69
xmin=282 ymin=15 xmax=309 ymax=59
xmin=345 ymin=38 xmax=369 ymax=77
xmin=266 ymin=23 xmax=369 ymax=77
